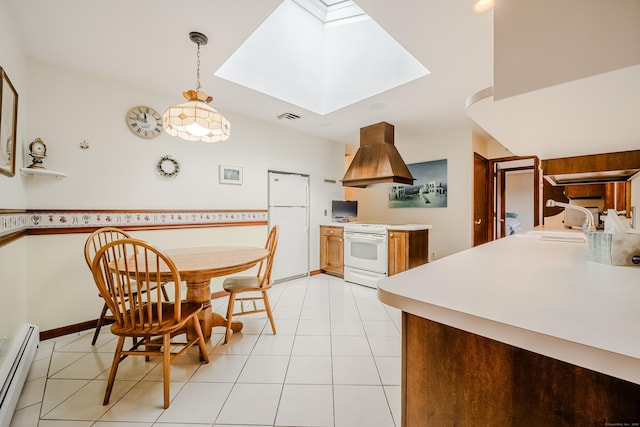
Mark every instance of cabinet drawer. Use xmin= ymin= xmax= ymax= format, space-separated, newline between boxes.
xmin=321 ymin=226 xmax=343 ymax=237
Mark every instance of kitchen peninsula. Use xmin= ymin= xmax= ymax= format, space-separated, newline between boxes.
xmin=378 ymin=231 xmax=640 ymax=425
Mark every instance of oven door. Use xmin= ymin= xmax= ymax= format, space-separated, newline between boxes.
xmin=344 ymin=231 xmax=388 ymax=274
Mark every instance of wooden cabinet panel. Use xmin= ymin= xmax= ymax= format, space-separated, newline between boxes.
xmin=403 ymin=313 xmax=640 ymax=426
xmin=388 ymin=229 xmax=429 ymax=276
xmin=320 ymin=226 xmax=343 ymax=277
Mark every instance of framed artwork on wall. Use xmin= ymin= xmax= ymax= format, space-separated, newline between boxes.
xmin=0 ymin=66 xmax=18 ymax=177
xmin=219 ymin=164 xmax=243 ymax=185
xmin=389 ymin=159 xmax=448 ymax=208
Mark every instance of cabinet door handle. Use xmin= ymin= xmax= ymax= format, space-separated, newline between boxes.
xmin=474 ymin=218 xmax=482 ymax=225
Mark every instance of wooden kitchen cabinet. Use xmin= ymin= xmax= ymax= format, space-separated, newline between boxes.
xmin=320 ymin=225 xmax=344 ymax=277
xmin=388 ymin=229 xmax=429 ymax=276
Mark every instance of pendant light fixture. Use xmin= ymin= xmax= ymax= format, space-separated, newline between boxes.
xmin=163 ymin=31 xmax=231 ymax=142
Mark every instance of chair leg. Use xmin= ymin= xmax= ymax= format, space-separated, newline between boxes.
xmin=92 ymin=303 xmax=109 ymax=345
xmin=162 ymin=333 xmax=171 ymax=409
xmin=263 ymin=291 xmax=276 ymax=335
xmin=224 ymin=293 xmax=236 ymax=344
xmin=160 ymin=283 xmax=170 ymax=301
xmin=104 ymin=335 xmax=125 ymax=405
xmin=192 ymin=317 xmax=210 ymax=363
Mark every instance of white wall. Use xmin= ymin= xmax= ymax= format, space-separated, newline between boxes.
xmin=0 ymin=0 xmax=29 ymax=362
xmin=26 ymin=226 xmax=266 ymax=330
xmin=1 ymin=54 xmax=345 ymax=333
xmin=345 ymin=130 xmax=474 ymax=259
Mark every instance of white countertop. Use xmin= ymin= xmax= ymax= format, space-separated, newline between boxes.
xmin=377 ymin=231 xmax=640 ymax=384
xmin=322 ymin=223 xmax=432 ymax=231
xmin=386 ymin=224 xmax=432 ymax=231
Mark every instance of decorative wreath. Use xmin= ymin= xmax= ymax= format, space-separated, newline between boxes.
xmin=157 ymin=155 xmax=180 ymax=178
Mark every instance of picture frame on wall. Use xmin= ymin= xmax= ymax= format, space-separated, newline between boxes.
xmin=389 ymin=159 xmax=448 ymax=208
xmin=219 ymin=164 xmax=243 ymax=185
xmin=0 ymin=66 xmax=18 ymax=177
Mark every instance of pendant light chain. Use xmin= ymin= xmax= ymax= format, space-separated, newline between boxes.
xmin=195 ymin=42 xmax=201 ymax=92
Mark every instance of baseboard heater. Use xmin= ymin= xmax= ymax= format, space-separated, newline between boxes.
xmin=0 ymin=324 xmax=39 ymax=427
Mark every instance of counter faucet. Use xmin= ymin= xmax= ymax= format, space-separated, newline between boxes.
xmin=546 ymin=199 xmax=596 ymax=231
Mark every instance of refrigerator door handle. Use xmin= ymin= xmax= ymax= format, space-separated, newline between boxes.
xmin=305 ymin=182 xmax=310 ymax=232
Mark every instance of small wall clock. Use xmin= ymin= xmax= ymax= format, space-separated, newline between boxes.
xmin=126 ymin=106 xmax=162 ymax=139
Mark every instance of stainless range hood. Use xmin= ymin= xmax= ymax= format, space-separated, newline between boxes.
xmin=342 ymin=122 xmax=414 ymax=188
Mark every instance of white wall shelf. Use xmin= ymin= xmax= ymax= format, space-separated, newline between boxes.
xmin=20 ymin=167 xmax=68 ymax=180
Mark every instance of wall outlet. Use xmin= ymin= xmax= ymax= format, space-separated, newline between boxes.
xmin=431 ymin=251 xmax=436 ymax=261
xmin=324 ymin=209 xmax=327 ymax=216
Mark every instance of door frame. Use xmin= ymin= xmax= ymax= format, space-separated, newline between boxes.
xmin=488 ymin=155 xmax=541 ymax=240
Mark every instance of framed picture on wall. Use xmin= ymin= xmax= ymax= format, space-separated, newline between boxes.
xmin=219 ymin=164 xmax=243 ymax=185
xmin=389 ymin=159 xmax=448 ymax=208
xmin=0 ymin=66 xmax=18 ymax=177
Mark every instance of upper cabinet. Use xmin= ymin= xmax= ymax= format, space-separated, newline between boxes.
xmin=466 ymin=1 xmax=640 ymax=159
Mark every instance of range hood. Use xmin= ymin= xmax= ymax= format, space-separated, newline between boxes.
xmin=342 ymin=122 xmax=414 ymax=188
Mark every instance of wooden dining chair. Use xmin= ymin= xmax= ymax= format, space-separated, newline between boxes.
xmin=91 ymin=237 xmax=209 ymax=409
xmin=222 ymin=225 xmax=279 ymax=344
xmin=84 ymin=227 xmax=169 ymax=345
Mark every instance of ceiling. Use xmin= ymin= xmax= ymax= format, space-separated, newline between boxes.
xmin=8 ymin=0 xmax=637 ymax=160
xmin=6 ymin=0 xmax=494 ymax=153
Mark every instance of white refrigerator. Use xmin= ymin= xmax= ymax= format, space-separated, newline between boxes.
xmin=268 ymin=171 xmax=310 ymax=283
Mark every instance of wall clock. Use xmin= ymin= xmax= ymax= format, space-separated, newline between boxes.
xmin=126 ymin=106 xmax=162 ymax=139
xmin=27 ymin=137 xmax=47 ymax=168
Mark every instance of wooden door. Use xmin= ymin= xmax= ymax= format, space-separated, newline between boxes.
xmin=473 ymin=153 xmax=490 ymax=246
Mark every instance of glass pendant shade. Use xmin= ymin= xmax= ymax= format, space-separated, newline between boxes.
xmin=163 ymin=90 xmax=231 ymax=142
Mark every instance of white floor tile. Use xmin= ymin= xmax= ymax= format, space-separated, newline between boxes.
xmin=384 ymin=385 xmax=402 ymax=427
xmin=291 ymin=335 xmax=331 ymax=356
xmin=15 ymin=376 xmax=46 ymax=410
xmin=49 ymin=351 xmax=114 ymax=380
xmin=368 ymin=336 xmax=401 ymax=357
xmin=37 ymin=420 xmax=93 ymax=427
xmin=270 ymin=318 xmax=299 ymax=335
xmin=17 ymin=275 xmax=400 ymax=427
xmin=190 ymin=354 xmax=249 ymax=383
xmin=237 ymin=354 xmax=289 ymax=383
xmin=333 ymin=385 xmax=395 ymax=427
xmin=276 ymin=384 xmax=333 ymax=426
xmin=25 ymin=356 xmax=50 ymax=381
xmin=375 ymin=356 xmax=402 ymax=386
xmin=331 ymin=336 xmax=372 ymax=356
xmin=215 ymin=383 xmax=282 ymax=425
xmin=155 ymin=382 xmax=233 ymax=424
xmin=8 ymin=403 xmax=41 ymax=427
xmin=332 ymin=356 xmax=381 ymax=385
xmin=251 ymin=334 xmax=295 ymax=355
xmin=297 ymin=318 xmax=331 ymax=335
xmin=362 ymin=320 xmax=401 ymax=337
xmin=285 ymin=356 xmax=332 ymax=385
xmin=43 ymin=380 xmax=136 ymax=421
xmin=330 ymin=320 xmax=366 ymax=336
xmin=211 ymin=333 xmax=259 ymax=355
xmin=98 ymin=380 xmax=186 ymax=422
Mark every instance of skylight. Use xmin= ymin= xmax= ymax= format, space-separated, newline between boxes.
xmin=215 ymin=0 xmax=430 ymax=115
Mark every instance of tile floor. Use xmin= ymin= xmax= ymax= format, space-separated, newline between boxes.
xmin=10 ymin=274 xmax=402 ymax=427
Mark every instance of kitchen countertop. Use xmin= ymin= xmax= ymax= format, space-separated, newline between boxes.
xmin=322 ymin=223 xmax=432 ymax=230
xmin=377 ymin=230 xmax=640 ymax=384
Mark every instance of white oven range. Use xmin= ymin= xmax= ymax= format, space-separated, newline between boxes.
xmin=343 ymin=223 xmax=388 ymax=288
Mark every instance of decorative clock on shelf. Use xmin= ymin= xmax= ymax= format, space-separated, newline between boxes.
xmin=126 ymin=106 xmax=162 ymax=139
xmin=27 ymin=137 xmax=47 ymax=168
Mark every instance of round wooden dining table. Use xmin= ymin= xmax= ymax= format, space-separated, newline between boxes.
xmin=161 ymin=246 xmax=269 ymax=340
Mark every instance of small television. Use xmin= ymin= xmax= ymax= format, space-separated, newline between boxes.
xmin=332 ymin=200 xmax=358 ymax=221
